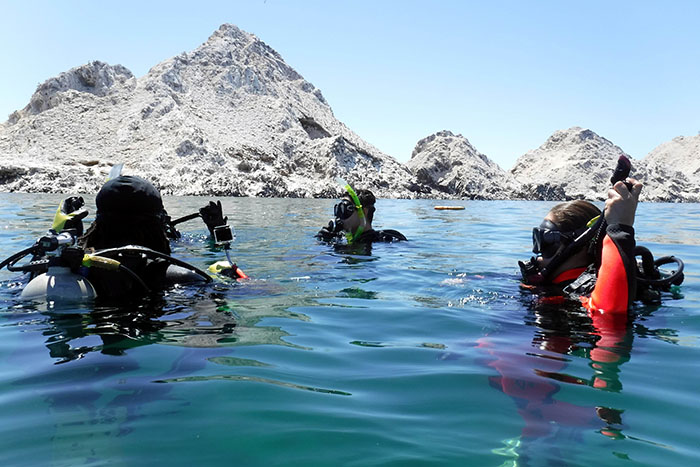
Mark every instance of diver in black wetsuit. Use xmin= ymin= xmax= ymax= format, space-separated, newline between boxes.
xmin=76 ymin=175 xmax=243 ymax=300
xmin=316 ymin=187 xmax=406 ymax=245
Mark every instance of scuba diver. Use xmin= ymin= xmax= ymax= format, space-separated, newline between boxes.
xmin=1 ymin=174 xmax=247 ymax=303
xmin=519 ymin=156 xmax=684 ymax=312
xmin=316 ymin=181 xmax=407 ymax=245
xmin=480 ymin=156 xmax=686 ymax=456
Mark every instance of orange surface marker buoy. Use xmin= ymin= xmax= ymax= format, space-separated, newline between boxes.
xmin=434 ymin=206 xmax=465 ymax=210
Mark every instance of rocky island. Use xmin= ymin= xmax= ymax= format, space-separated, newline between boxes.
xmin=1 ymin=24 xmax=698 ymax=202
xmin=0 ymin=24 xmax=421 ymax=198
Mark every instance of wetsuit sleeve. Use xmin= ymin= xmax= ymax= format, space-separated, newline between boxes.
xmin=585 ymin=224 xmax=636 ymax=313
xmin=379 ymin=229 xmax=407 ymax=242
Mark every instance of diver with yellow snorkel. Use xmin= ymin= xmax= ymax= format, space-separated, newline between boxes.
xmin=316 ymin=180 xmax=406 ymax=245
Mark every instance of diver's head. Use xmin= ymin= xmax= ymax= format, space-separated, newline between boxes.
xmin=335 ymin=188 xmax=376 ymax=234
xmin=96 ymin=175 xmax=165 ymax=216
xmin=532 ymin=200 xmax=601 ymax=275
xmin=79 ymin=175 xmax=171 ymax=254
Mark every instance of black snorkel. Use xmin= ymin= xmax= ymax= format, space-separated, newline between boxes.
xmin=519 ymin=155 xmax=633 ymax=285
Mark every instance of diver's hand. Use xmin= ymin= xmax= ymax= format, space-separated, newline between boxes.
xmin=199 ymin=200 xmax=227 ymax=234
xmin=61 ymin=196 xmax=85 ymax=215
xmin=53 ymin=196 xmax=88 ymax=234
xmin=316 ymin=220 xmax=340 ymax=241
xmin=605 ymin=178 xmax=642 ymax=226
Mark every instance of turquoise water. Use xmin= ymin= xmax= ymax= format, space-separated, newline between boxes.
xmin=1 ymin=194 xmax=699 ymax=466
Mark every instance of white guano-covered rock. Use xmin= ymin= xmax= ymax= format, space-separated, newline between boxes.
xmin=510 ymin=127 xmax=632 ymax=201
xmin=510 ymin=127 xmax=700 ymax=202
xmin=641 ymin=134 xmax=700 ymax=201
xmin=406 ymin=130 xmax=516 ymax=199
xmin=0 ymin=24 xmax=423 ymax=198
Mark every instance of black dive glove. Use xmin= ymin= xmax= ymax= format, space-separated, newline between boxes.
xmin=199 ymin=200 xmax=228 ymax=236
xmin=54 ymin=196 xmax=88 ymax=236
xmin=316 ymin=219 xmax=342 ymax=241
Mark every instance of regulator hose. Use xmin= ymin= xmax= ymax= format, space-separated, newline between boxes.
xmin=92 ymin=245 xmax=212 ymax=283
xmin=1 ymin=246 xmax=39 ymax=272
xmin=116 ymin=264 xmax=152 ymax=293
xmin=634 ymin=246 xmax=684 ymax=289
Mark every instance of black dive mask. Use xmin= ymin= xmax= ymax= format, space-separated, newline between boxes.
xmin=334 ymin=200 xmax=356 ymax=220
xmin=531 ymin=219 xmax=568 ymax=259
xmin=531 ymin=219 xmax=588 ymax=259
xmin=524 ymin=219 xmax=596 ymax=285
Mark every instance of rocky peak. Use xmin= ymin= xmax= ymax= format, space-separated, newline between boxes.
xmin=143 ymin=23 xmax=318 ymax=102
xmin=644 ymin=134 xmax=700 ymax=184
xmin=8 ymin=61 xmax=134 ymax=124
xmin=508 ymin=127 xmax=700 ymax=202
xmin=407 ymin=130 xmax=515 ymax=199
xmin=0 ymin=24 xmax=422 ymax=198
xmin=510 ymin=127 xmax=632 ymax=200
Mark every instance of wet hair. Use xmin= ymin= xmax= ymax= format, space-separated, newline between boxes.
xmin=547 ymin=200 xmax=601 ymax=232
xmin=343 ymin=188 xmax=376 ymax=224
xmin=78 ymin=175 xmax=171 ymax=254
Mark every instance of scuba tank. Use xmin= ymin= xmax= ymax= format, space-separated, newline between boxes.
xmin=10 ymin=229 xmax=98 ymax=303
xmin=2 ymin=197 xmax=97 ymax=303
xmin=21 ymin=266 xmax=96 ymax=302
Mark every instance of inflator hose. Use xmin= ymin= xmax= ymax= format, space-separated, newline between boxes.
xmin=93 ymin=246 xmax=212 ymax=283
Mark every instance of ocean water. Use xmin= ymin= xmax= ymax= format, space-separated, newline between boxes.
xmin=1 ymin=194 xmax=699 ymax=466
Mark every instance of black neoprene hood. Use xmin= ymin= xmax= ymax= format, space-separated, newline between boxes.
xmin=96 ymin=175 xmax=164 ymax=216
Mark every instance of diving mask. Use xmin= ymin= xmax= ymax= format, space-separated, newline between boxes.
xmin=334 ymin=200 xmax=356 ymax=220
xmin=532 ymin=219 xmax=568 ymax=258
xmin=532 ymin=218 xmax=594 ymax=259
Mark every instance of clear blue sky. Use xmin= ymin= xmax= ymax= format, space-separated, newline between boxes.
xmin=1 ymin=0 xmax=699 ymax=169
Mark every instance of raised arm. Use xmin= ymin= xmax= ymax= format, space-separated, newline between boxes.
xmin=585 ymin=179 xmax=642 ymax=313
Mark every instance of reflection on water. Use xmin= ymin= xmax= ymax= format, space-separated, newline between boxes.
xmin=34 ymin=281 xmax=315 ymax=364
xmin=155 ymin=374 xmax=352 ymax=396
xmin=482 ymin=288 xmax=682 ymax=464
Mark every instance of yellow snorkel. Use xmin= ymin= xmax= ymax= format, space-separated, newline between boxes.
xmin=337 ymin=178 xmax=367 ymax=244
xmin=51 ymin=197 xmax=88 ymax=234
xmin=52 ymin=202 xmax=74 ymax=233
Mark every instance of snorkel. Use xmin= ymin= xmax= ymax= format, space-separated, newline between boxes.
xmin=336 ymin=178 xmax=368 ymax=244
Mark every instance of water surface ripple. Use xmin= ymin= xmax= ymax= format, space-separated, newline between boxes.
xmin=1 ymin=195 xmax=698 ymax=466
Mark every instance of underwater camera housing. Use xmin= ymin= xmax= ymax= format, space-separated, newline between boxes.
xmin=213 ymin=225 xmax=235 ymax=246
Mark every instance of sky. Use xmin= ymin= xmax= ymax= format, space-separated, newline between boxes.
xmin=1 ymin=0 xmax=699 ymax=169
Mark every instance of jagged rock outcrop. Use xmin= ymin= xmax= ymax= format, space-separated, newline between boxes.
xmin=510 ymin=127 xmax=631 ymax=201
xmin=2 ymin=25 xmax=697 ymax=202
xmin=406 ymin=130 xmax=516 ymax=199
xmin=0 ymin=24 xmax=423 ymax=197
xmin=642 ymin=134 xmax=700 ymax=201
xmin=509 ymin=127 xmax=700 ymax=202
xmin=7 ymin=61 xmax=135 ymax=124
